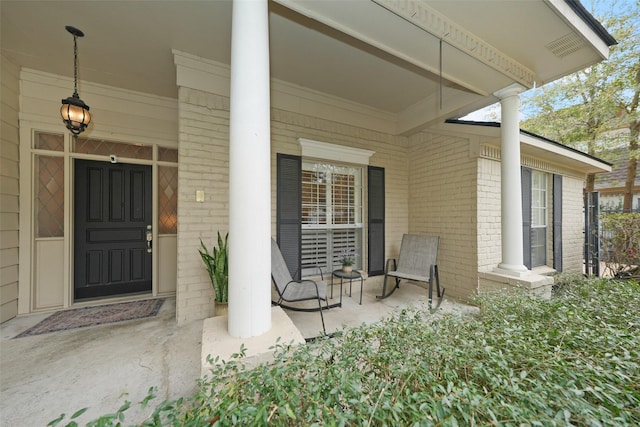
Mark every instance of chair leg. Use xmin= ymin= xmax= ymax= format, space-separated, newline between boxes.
xmin=377 ymin=259 xmax=400 ymax=299
xmin=317 ymin=298 xmax=326 ymax=334
xmin=429 ymin=265 xmax=445 ymax=312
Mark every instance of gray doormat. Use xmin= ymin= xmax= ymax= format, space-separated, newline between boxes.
xmin=14 ymin=299 xmax=165 ymax=338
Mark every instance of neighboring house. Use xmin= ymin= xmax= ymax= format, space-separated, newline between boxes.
xmin=0 ymin=1 xmax=615 ymax=337
xmin=595 ymin=146 xmax=640 ymax=212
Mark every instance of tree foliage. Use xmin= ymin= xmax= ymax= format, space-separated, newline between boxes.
xmin=521 ymin=0 xmax=640 ymax=205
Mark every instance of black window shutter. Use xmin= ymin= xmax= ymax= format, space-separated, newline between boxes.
xmin=521 ymin=167 xmax=532 ymax=270
xmin=368 ymin=166 xmax=385 ymax=276
xmin=276 ymin=153 xmax=302 ymax=280
xmin=553 ymin=174 xmax=563 ymax=272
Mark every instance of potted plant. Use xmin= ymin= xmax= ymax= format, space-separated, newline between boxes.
xmin=338 ymin=248 xmax=358 ymax=273
xmin=199 ymin=231 xmax=228 ymax=316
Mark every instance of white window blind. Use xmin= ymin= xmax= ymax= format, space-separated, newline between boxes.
xmin=301 ymin=162 xmax=363 ymax=276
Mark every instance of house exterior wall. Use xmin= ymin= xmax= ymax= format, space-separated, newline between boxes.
xmin=1 ymin=55 xmax=20 ymax=322
xmin=562 ymin=175 xmax=586 ymax=271
xmin=176 ymin=88 xmax=229 ymax=323
xmin=407 ymin=132 xmax=479 ymax=302
xmin=476 ymin=144 xmax=588 ymax=275
xmin=175 ymin=84 xmax=410 ymax=324
xmin=16 ymin=69 xmax=177 ymax=316
xmin=477 ymin=154 xmax=503 ymax=272
xmin=269 ymin=109 xmax=410 ymax=269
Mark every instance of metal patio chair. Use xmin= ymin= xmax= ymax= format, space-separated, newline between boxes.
xmin=271 ymin=239 xmax=328 ymax=334
xmin=376 ymin=234 xmax=445 ymax=310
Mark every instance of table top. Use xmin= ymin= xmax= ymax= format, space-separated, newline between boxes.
xmin=332 ymin=269 xmax=362 ymax=279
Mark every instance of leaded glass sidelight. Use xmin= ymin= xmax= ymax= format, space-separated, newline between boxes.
xmin=158 ymin=166 xmax=178 ymax=234
xmin=35 ymin=155 xmax=64 ymax=238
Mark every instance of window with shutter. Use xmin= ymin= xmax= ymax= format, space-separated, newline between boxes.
xmin=301 ymin=162 xmax=363 ymax=276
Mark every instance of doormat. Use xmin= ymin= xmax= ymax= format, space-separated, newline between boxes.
xmin=14 ymin=298 xmax=165 ymax=338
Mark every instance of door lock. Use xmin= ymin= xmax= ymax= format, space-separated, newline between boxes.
xmin=146 ymin=225 xmax=153 ymax=253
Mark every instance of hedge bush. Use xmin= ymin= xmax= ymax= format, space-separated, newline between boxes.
xmin=51 ymin=278 xmax=640 ymax=426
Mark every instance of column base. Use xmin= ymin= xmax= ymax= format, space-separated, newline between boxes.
xmin=479 ymin=268 xmax=554 ymax=300
xmin=200 ymin=306 xmax=305 ymax=377
xmin=495 ymin=263 xmax=529 ymax=278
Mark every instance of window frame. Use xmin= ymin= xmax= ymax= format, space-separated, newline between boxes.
xmin=301 ymin=161 xmax=364 ymax=276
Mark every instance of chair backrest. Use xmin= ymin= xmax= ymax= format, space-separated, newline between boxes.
xmin=396 ymin=234 xmax=439 ymax=277
xmin=271 ymin=239 xmax=293 ymax=296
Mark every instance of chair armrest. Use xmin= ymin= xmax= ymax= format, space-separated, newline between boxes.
xmin=294 ymin=266 xmax=324 ymax=280
xmin=385 ymin=258 xmax=397 ymax=274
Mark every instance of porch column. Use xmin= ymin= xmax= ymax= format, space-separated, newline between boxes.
xmin=495 ymin=84 xmax=529 ymax=275
xmin=228 ymin=0 xmax=271 ymax=337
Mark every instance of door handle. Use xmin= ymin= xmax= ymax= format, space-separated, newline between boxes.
xmin=146 ymin=225 xmax=153 ymax=253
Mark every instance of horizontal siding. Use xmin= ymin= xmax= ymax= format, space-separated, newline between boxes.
xmin=1 ymin=55 xmax=20 ymax=323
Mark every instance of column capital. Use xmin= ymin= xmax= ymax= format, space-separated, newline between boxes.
xmin=494 ymin=83 xmax=526 ymax=100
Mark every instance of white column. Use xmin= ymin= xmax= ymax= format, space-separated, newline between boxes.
xmin=228 ymin=0 xmax=271 ymax=337
xmin=495 ymin=84 xmax=529 ymax=275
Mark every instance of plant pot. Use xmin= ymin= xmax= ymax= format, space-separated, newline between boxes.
xmin=342 ymin=265 xmax=353 ymax=273
xmin=215 ymin=302 xmax=228 ymax=317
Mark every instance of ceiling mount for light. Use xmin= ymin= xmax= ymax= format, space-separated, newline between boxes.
xmin=60 ymin=25 xmax=91 ymax=135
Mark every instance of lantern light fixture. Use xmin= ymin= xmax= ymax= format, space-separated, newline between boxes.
xmin=60 ymin=25 xmax=91 ymax=135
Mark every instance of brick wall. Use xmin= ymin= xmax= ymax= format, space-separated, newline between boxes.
xmin=562 ymin=176 xmax=586 ymax=272
xmin=476 ymin=146 xmax=588 ymax=275
xmin=176 ymin=88 xmax=409 ymax=323
xmin=176 ymin=88 xmax=230 ymax=323
xmin=0 ymin=55 xmax=20 ymax=323
xmin=270 ymin=109 xmax=409 ymax=267
xmin=408 ymin=132 xmax=479 ymax=301
xmin=477 ymin=157 xmax=503 ymax=271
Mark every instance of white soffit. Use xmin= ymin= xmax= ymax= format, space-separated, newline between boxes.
xmin=299 ymin=139 xmax=375 ymax=165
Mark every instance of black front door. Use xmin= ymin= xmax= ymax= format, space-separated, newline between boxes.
xmin=74 ymin=159 xmax=152 ymax=300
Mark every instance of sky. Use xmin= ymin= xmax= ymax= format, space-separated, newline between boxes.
xmin=461 ymin=0 xmax=636 ymax=122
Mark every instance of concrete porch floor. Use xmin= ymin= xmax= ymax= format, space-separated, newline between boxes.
xmin=0 ymin=280 xmax=477 ymax=426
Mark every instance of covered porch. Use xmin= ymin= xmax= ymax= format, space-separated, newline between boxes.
xmin=1 ymin=0 xmax=614 ymax=340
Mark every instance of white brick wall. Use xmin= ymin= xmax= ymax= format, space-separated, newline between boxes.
xmin=1 ymin=55 xmax=20 ymax=323
xmin=176 ymin=89 xmax=410 ymax=323
xmin=562 ymin=176 xmax=586 ymax=272
xmin=176 ymin=88 xmax=230 ymax=323
xmin=408 ymin=132 xmax=479 ymax=301
xmin=476 ymin=151 xmax=588 ymax=275
xmin=270 ymin=109 xmax=409 ymax=274
xmin=175 ymin=85 xmax=590 ymax=322
xmin=477 ymin=158 xmax=503 ymax=271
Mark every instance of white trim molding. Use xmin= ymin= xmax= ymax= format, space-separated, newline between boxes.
xmin=371 ymin=0 xmax=536 ymax=88
xmin=299 ymin=138 xmax=375 ymax=165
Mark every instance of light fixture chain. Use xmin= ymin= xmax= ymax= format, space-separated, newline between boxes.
xmin=73 ymin=35 xmax=78 ymax=96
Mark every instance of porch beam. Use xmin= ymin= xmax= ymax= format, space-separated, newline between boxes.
xmin=495 ymin=83 xmax=529 ymax=275
xmin=396 ymin=85 xmax=482 ymax=135
xmin=228 ymin=0 xmax=272 ymax=338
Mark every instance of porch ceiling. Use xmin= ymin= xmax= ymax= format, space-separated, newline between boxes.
xmin=1 ymin=0 xmax=612 ymax=134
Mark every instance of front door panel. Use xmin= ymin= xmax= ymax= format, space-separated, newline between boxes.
xmin=74 ymin=159 xmax=152 ymax=300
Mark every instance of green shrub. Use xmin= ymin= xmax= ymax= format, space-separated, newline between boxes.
xmin=51 ymin=278 xmax=640 ymax=426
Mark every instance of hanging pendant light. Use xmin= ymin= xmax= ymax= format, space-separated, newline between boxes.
xmin=60 ymin=25 xmax=91 ymax=135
